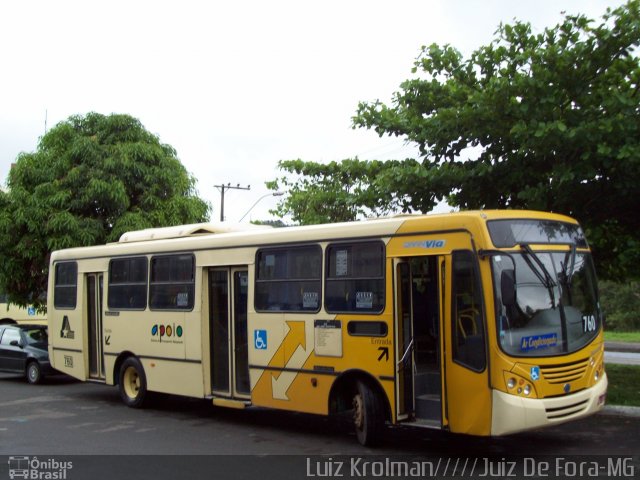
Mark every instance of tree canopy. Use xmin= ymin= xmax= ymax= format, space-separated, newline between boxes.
xmin=270 ymin=1 xmax=640 ymax=279
xmin=266 ymin=158 xmax=408 ymax=224
xmin=0 ymin=112 xmax=210 ymax=309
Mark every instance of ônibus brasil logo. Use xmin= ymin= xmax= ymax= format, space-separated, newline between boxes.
xmin=151 ymin=324 xmax=183 ymax=343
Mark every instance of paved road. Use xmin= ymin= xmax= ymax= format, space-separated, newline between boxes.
xmin=605 ymin=351 xmax=640 ymax=365
xmin=605 ymin=341 xmax=640 ymax=365
xmin=0 ymin=373 xmax=638 ymax=457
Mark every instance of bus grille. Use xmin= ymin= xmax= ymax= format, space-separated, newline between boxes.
xmin=540 ymin=358 xmax=589 ymax=384
xmin=545 ymin=399 xmax=589 ymax=420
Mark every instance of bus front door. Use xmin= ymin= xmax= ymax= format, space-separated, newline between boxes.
xmin=442 ymin=251 xmax=491 ymax=435
xmin=86 ymin=273 xmax=105 ymax=380
xmin=208 ymin=267 xmax=250 ymax=399
xmin=395 ymin=257 xmax=443 ymax=427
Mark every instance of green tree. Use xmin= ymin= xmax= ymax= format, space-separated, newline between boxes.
xmin=250 ymin=219 xmax=289 ymax=228
xmin=271 ymin=1 xmax=640 ymax=279
xmin=0 ymin=112 xmax=210 ymax=310
xmin=354 ymin=1 xmax=640 ymax=279
xmin=266 ymin=158 xmax=407 ymax=224
xmin=599 ymin=280 xmax=640 ymax=330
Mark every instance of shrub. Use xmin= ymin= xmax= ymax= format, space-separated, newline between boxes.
xmin=599 ymin=281 xmax=640 ymax=331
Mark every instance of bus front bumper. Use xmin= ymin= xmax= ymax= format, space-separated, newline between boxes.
xmin=491 ymin=373 xmax=608 ymax=436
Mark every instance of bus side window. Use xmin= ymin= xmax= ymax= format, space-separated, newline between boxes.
xmin=325 ymin=242 xmax=385 ymax=313
xmin=54 ymin=262 xmax=78 ymax=309
xmin=451 ymin=251 xmax=486 ymax=371
xmin=255 ymin=245 xmax=321 ymax=313
xmin=108 ymin=257 xmax=148 ymax=310
xmin=149 ymin=254 xmax=195 ymax=310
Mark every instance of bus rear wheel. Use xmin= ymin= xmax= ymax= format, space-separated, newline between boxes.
xmin=352 ymin=381 xmax=385 ymax=446
xmin=119 ymin=357 xmax=148 ymax=408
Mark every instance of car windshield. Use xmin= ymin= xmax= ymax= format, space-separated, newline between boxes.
xmin=23 ymin=327 xmax=48 ymax=346
xmin=492 ymin=250 xmax=600 ymax=357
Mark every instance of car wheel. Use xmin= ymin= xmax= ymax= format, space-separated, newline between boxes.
xmin=26 ymin=361 xmax=42 ymax=385
xmin=118 ymin=357 xmax=148 ymax=408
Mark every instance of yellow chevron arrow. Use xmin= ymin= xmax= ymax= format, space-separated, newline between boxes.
xmin=269 ymin=321 xmax=310 ymax=400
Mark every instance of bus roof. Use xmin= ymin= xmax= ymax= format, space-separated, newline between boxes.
xmin=50 ymin=210 xmax=579 ymax=262
xmin=118 ymin=222 xmax=272 ymax=243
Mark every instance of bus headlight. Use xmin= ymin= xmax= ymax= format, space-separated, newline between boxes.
xmin=503 ymin=371 xmax=538 ymax=398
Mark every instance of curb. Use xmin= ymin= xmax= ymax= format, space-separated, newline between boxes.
xmin=600 ymin=405 xmax=640 ymax=417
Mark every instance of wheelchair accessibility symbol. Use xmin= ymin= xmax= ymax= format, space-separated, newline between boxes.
xmin=530 ymin=366 xmax=540 ymax=381
xmin=254 ymin=330 xmax=267 ymax=350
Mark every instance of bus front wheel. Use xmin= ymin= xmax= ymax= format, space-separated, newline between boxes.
xmin=119 ymin=357 xmax=148 ymax=408
xmin=352 ymin=381 xmax=385 ymax=446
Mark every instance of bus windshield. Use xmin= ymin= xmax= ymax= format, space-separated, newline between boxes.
xmin=492 ymin=250 xmax=601 ymax=357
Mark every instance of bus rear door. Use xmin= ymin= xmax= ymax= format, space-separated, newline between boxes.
xmin=208 ymin=267 xmax=250 ymax=400
xmin=86 ymin=273 xmax=105 ymax=381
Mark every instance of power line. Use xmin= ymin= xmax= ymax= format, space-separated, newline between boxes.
xmin=214 ymin=183 xmax=250 ymax=222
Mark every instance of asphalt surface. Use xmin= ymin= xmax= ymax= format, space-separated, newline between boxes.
xmin=605 ymin=351 xmax=640 ymax=365
xmin=604 ymin=341 xmax=640 ymax=366
xmin=1 ymin=361 xmax=639 ymax=480
xmin=0 ymin=371 xmax=639 ymax=456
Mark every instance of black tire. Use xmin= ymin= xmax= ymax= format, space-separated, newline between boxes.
xmin=352 ymin=380 xmax=385 ymax=446
xmin=118 ymin=357 xmax=148 ymax=408
xmin=26 ymin=361 xmax=42 ymax=385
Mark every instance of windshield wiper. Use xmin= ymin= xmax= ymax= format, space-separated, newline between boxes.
xmin=561 ymin=243 xmax=577 ymax=287
xmin=558 ymin=243 xmax=577 ymax=306
xmin=520 ymin=244 xmax=557 ymax=308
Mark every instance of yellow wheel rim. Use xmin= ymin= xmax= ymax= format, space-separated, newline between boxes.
xmin=123 ymin=366 xmax=140 ymax=399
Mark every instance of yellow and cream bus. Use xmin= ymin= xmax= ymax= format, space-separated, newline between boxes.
xmin=0 ymin=292 xmax=46 ymax=325
xmin=47 ymin=211 xmax=607 ymax=445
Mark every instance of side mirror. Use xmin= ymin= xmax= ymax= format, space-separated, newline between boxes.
xmin=501 ymin=269 xmax=516 ymax=306
xmin=10 ymin=340 xmax=23 ymax=348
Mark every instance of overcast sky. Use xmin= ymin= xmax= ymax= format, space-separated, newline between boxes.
xmin=0 ymin=0 xmax=626 ymax=223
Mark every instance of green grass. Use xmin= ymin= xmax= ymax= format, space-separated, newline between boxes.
xmin=605 ymin=364 xmax=640 ymax=406
xmin=604 ymin=330 xmax=640 ymax=342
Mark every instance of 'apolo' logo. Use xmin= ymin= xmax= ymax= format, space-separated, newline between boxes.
xmin=151 ymin=324 xmax=183 ymax=342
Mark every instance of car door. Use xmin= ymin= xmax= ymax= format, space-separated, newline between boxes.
xmin=0 ymin=328 xmax=26 ymax=372
xmin=0 ymin=327 xmax=5 ymax=371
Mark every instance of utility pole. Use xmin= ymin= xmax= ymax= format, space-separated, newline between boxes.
xmin=214 ymin=183 xmax=250 ymax=221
